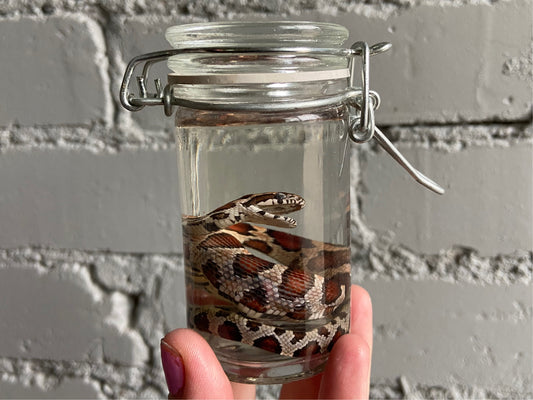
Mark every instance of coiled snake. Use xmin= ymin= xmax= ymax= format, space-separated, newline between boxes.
xmin=183 ymin=192 xmax=351 ymax=357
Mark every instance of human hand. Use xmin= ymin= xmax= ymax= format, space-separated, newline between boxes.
xmin=160 ymin=284 xmax=372 ymax=399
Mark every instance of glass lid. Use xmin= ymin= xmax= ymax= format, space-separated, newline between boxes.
xmin=165 ymin=21 xmax=349 ymax=49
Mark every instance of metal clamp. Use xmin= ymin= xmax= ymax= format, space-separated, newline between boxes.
xmin=351 ymin=42 xmax=372 ymax=140
xmin=346 ymin=42 xmax=444 ymax=194
xmin=119 ymin=45 xmax=391 ymax=116
xmin=120 ymin=49 xmax=180 ymax=113
xmin=119 ymin=44 xmax=444 ymax=195
xmin=373 ymin=126 xmax=445 ymax=194
xmin=347 ymin=41 xmax=390 ymax=143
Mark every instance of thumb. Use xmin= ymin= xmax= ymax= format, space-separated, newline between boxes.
xmin=161 ymin=328 xmax=234 ymax=399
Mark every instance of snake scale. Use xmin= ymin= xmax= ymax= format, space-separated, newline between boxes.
xmin=183 ymin=192 xmax=351 ymax=357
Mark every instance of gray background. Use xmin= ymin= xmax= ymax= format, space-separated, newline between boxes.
xmin=0 ymin=0 xmax=531 ymax=398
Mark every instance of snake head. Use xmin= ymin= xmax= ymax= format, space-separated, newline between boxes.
xmin=238 ymin=192 xmax=305 ymax=229
xmin=243 ymin=192 xmax=305 ymax=213
xmin=191 ymin=192 xmax=306 ymax=233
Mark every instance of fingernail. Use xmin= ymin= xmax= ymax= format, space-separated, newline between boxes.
xmin=161 ymin=339 xmax=184 ymax=397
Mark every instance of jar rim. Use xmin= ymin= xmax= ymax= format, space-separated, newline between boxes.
xmin=165 ymin=21 xmax=349 ymax=49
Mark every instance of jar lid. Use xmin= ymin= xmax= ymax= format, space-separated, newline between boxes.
xmin=165 ymin=21 xmax=350 ymax=84
xmin=165 ymin=21 xmax=349 ymax=49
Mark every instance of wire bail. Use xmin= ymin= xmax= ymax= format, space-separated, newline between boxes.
xmin=350 ymin=42 xmax=373 ymax=142
xmin=119 ymin=43 xmax=444 ymax=195
xmin=347 ymin=41 xmax=390 ymax=144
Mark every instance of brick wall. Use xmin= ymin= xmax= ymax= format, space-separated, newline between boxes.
xmin=0 ymin=1 xmax=531 ymax=398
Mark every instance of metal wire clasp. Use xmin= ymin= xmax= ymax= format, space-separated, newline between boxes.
xmin=120 ymin=49 xmax=181 ymax=116
xmin=348 ymin=41 xmax=390 ymax=143
xmin=346 ymin=42 xmax=444 ymax=195
xmin=119 ymin=44 xmax=444 ymax=195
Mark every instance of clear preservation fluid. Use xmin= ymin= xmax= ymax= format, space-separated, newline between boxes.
xmin=175 ymin=107 xmax=351 ymax=383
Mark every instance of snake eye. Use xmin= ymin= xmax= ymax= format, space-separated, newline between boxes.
xmin=275 ymin=193 xmax=286 ymax=204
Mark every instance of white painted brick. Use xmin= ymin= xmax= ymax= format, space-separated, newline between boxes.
xmin=359 ymin=144 xmax=533 ymax=255
xmin=0 ymin=378 xmax=102 ymax=399
xmin=161 ymin=267 xmax=187 ymax=330
xmin=0 ymin=264 xmax=148 ymax=366
xmin=302 ymin=2 xmax=532 ymax=124
xmin=102 ymin=292 xmax=150 ymax=366
xmin=0 ymin=16 xmax=110 ymax=126
xmin=366 ymin=279 xmax=532 ymax=390
xmin=0 ymin=148 xmax=181 ymax=253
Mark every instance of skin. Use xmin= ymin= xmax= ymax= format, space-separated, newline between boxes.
xmin=162 ymin=285 xmax=373 ymax=399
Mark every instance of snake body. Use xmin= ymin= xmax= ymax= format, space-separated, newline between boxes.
xmin=183 ymin=192 xmax=350 ymax=357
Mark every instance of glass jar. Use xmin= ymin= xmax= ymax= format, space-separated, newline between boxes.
xmin=119 ymin=20 xmax=444 ymax=385
xmin=168 ymin=22 xmax=352 ymax=384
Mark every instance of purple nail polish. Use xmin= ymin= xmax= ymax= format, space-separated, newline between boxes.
xmin=161 ymin=340 xmax=184 ymax=397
